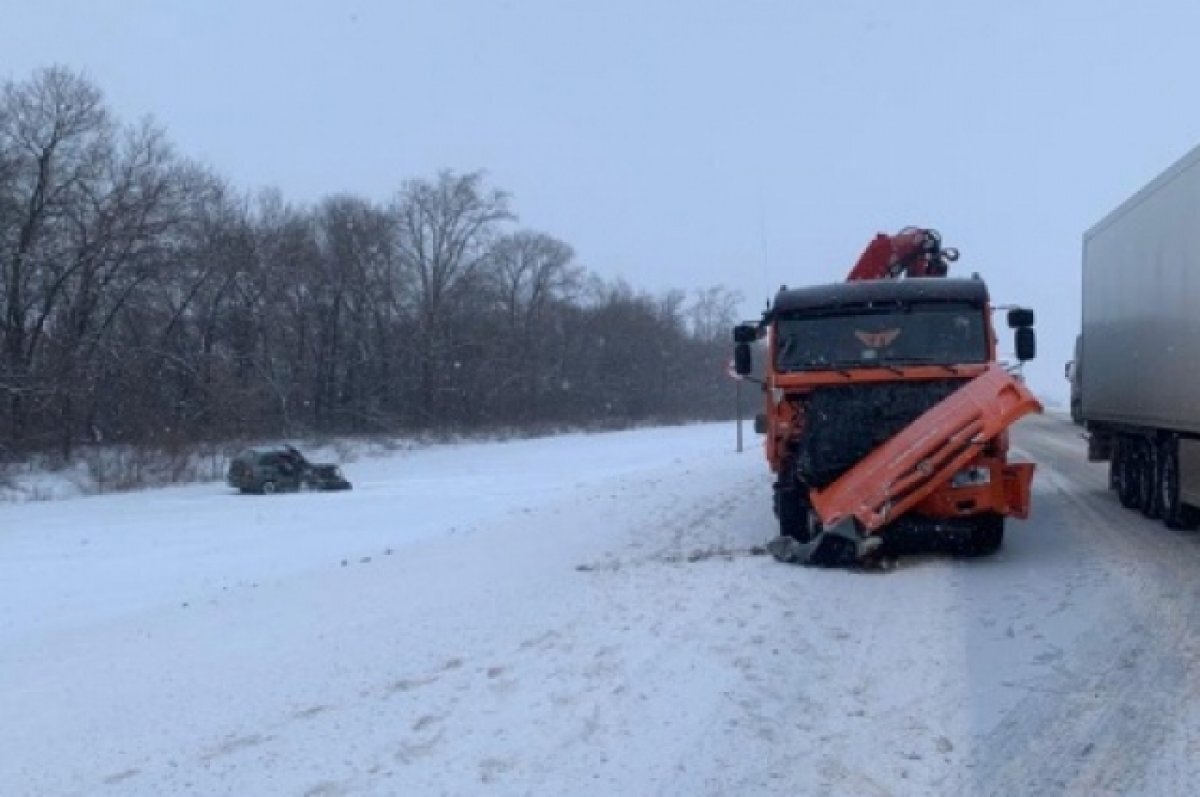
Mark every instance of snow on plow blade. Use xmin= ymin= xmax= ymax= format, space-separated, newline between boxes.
xmin=811 ymin=364 xmax=1041 ymax=540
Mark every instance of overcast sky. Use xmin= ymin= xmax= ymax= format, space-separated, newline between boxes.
xmin=5 ymin=0 xmax=1200 ymax=401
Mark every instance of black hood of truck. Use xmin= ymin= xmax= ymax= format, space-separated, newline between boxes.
xmin=773 ymin=278 xmax=988 ymax=316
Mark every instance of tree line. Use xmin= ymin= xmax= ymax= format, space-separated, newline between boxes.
xmin=0 ymin=67 xmax=742 ymax=459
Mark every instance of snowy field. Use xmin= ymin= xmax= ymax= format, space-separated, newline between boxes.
xmin=5 ymin=416 xmax=1200 ymax=795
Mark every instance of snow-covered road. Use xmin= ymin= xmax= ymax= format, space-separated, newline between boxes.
xmin=4 ymin=416 xmax=1200 ymax=796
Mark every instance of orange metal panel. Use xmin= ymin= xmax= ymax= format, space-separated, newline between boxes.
xmin=912 ymin=459 xmax=1007 ymax=518
xmin=809 ymin=365 xmax=1041 ymax=535
xmin=1003 ymin=462 xmax=1036 ymax=519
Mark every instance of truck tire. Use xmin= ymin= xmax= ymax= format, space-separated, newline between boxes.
xmin=1161 ymin=437 xmax=1200 ymax=531
xmin=1116 ymin=441 xmax=1139 ymax=510
xmin=1139 ymin=439 xmax=1163 ymax=519
xmin=775 ymin=460 xmax=817 ymax=543
xmin=770 ymin=463 xmax=856 ymax=566
xmin=958 ymin=513 xmax=1004 ymax=557
xmin=776 ymin=486 xmax=815 ymax=542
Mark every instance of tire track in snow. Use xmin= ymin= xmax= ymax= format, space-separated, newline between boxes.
xmin=960 ymin=416 xmax=1200 ymax=796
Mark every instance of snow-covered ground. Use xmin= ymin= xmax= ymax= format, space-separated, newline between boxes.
xmin=4 ymin=416 xmax=1200 ymax=795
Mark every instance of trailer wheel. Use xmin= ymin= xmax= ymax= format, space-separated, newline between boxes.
xmin=1115 ymin=440 xmax=1139 ymax=510
xmin=1160 ymin=437 xmax=1200 ymax=531
xmin=1139 ymin=439 xmax=1163 ymax=519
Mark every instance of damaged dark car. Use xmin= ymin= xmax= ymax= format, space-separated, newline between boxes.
xmin=226 ymin=446 xmax=352 ymax=494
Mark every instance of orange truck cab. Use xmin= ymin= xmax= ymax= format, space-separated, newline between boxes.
xmin=733 ymin=275 xmax=1041 ymax=566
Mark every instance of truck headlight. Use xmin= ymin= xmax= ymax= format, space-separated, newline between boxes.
xmin=951 ymin=466 xmax=991 ymax=488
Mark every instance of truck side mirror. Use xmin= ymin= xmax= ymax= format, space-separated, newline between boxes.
xmin=1007 ymin=308 xmax=1035 ymax=329
xmin=732 ymin=324 xmax=759 ymax=344
xmin=1016 ymin=327 xmax=1036 ymax=361
xmin=754 ymin=413 xmax=768 ymax=434
xmin=734 ymin=342 xmax=753 ymax=376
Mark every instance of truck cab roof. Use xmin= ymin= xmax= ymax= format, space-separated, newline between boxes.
xmin=772 ymin=277 xmax=989 ymax=316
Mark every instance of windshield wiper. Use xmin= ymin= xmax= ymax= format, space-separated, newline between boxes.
xmin=828 ymin=360 xmax=905 ymax=376
xmin=884 ymin=357 xmax=962 ymax=375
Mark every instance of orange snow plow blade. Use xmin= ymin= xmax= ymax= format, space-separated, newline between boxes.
xmin=810 ymin=364 xmax=1041 ymax=535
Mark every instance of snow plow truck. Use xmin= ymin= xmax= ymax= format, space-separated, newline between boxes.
xmin=733 ymin=228 xmax=1042 ymax=566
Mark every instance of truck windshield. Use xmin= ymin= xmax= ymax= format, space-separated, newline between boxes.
xmin=774 ymin=301 xmax=988 ymax=371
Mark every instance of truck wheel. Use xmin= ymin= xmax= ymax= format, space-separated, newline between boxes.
xmin=1140 ymin=439 xmax=1163 ymax=519
xmin=261 ymin=480 xmax=278 ymax=495
xmin=776 ymin=486 xmax=816 ymax=543
xmin=1116 ymin=441 xmax=1139 ymax=510
xmin=959 ymin=514 xmax=1004 ymax=557
xmin=1161 ymin=438 xmax=1200 ymax=531
xmin=775 ymin=460 xmax=817 ymax=543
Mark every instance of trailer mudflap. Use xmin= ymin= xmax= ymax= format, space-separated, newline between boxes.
xmin=810 ymin=364 xmax=1042 ymax=535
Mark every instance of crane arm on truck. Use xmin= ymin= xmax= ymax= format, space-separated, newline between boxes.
xmin=845 ymin=227 xmax=959 ymax=282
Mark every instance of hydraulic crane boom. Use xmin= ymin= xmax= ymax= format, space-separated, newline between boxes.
xmin=846 ymin=227 xmax=959 ymax=281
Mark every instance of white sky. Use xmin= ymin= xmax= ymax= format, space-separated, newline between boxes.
xmin=5 ymin=0 xmax=1200 ymax=401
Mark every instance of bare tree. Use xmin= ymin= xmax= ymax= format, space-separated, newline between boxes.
xmin=48 ymin=119 xmax=191 ymax=453
xmin=309 ymin=195 xmax=397 ymax=430
xmin=688 ymin=285 xmax=743 ymax=343
xmin=391 ymin=171 xmax=512 ymax=421
xmin=485 ymin=230 xmax=581 ymax=419
xmin=0 ymin=67 xmax=112 ymax=445
xmin=490 ymin=231 xmax=578 ymax=327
